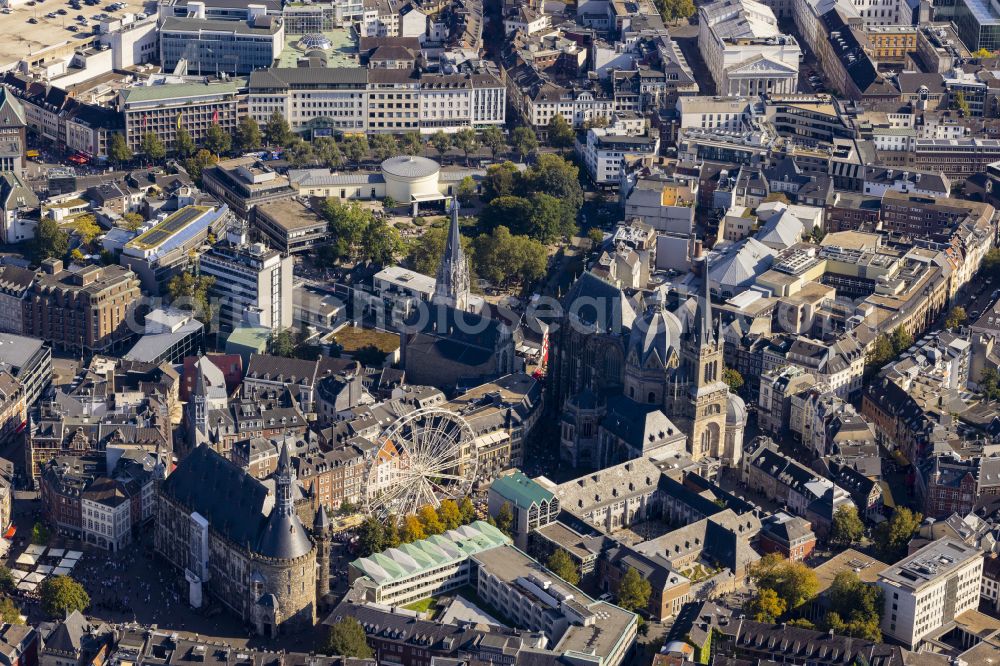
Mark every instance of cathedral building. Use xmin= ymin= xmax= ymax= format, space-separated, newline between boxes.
xmin=399 ymin=197 xmax=516 ymax=390
xmin=553 ymin=256 xmax=745 ymax=468
xmin=155 ymin=442 xmax=331 ymax=637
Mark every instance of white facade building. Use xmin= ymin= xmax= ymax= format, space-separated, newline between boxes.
xmin=198 ymin=229 xmax=294 ymax=332
xmin=698 ymin=0 xmax=800 ymax=97
xmin=877 ymin=538 xmax=983 ymax=648
xmin=82 ymin=481 xmax=132 ymax=553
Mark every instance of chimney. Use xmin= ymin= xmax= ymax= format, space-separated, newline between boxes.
xmin=693 ymin=239 xmax=703 ymax=259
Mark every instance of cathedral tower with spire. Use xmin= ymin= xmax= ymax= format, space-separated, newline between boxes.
xmin=679 ymin=256 xmax=730 ymax=460
xmin=433 ymin=198 xmax=471 ymax=312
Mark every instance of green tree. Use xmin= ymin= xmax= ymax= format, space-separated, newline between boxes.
xmin=39 ymin=576 xmax=89 ymax=617
xmin=547 ymin=114 xmax=575 ymax=152
xmin=407 ymin=226 xmax=458 ymax=275
xmin=822 ymin=571 xmax=884 ymax=640
xmin=869 ymin=333 xmax=895 ymax=368
xmin=167 ymin=271 xmax=216 ymax=324
xmin=453 ymin=128 xmax=479 ymax=165
xmin=182 ymin=149 xmax=219 ymax=184
xmin=71 ymin=214 xmax=101 ymax=247
xmin=511 ymin=126 xmax=539 ymax=161
xmin=360 ymin=218 xmax=402 ymax=266
xmin=320 ymin=198 xmax=374 ymax=262
xmin=314 ymin=137 xmax=343 ymax=169
xmin=983 ymin=248 xmax=1000 ymax=280
xmin=358 ymin=516 xmax=385 ymax=556
xmin=747 ymin=587 xmax=786 ymax=622
xmin=437 ymin=500 xmax=461 ymax=531
xmin=788 ymin=618 xmax=815 ymax=630
xmin=140 ymin=132 xmax=166 ymax=161
xmin=342 ymin=135 xmax=369 ymax=167
xmin=401 ymin=514 xmax=426 ymax=543
xmin=370 ymin=134 xmax=399 ymax=162
xmin=0 ymin=566 xmax=14 ymax=594
xmin=527 ymin=192 xmax=573 ymax=242
xmin=547 ymin=549 xmax=580 ymax=585
xmin=32 ymin=219 xmax=69 ymax=263
xmin=417 ymin=505 xmax=444 ymax=535
xmin=173 ymin=127 xmax=195 ymax=158
xmin=480 ymin=195 xmax=533 ymax=234
xmin=831 ymin=505 xmax=865 ymax=546
xmin=458 ymin=497 xmax=477 ymax=524
xmin=384 ymin=516 xmax=401 ymax=549
xmin=980 ymin=367 xmax=1000 ymax=401
xmin=205 ymin=123 xmax=232 ymax=156
xmin=481 ymin=125 xmax=506 ymax=159
xmin=457 ymin=175 xmax=477 ymax=206
xmin=235 ymin=115 xmax=263 ymax=153
xmin=324 ymin=617 xmax=373 ymax=659
xmin=874 ymin=507 xmax=922 ymax=561
xmin=264 ymin=111 xmax=292 ymax=147
xmin=495 ymin=501 xmax=514 ymax=536
xmin=945 ymin=306 xmax=968 ymax=329
xmin=483 ymin=161 xmax=520 ymax=202
xmin=523 ymin=154 xmax=584 ymax=217
xmin=473 ymin=226 xmax=547 ymax=288
xmin=974 ymin=47 xmax=995 ymax=58
xmin=122 ymin=212 xmax=144 ymax=232
xmin=285 ymin=138 xmax=316 ymax=167
xmin=431 ymin=130 xmax=452 ymax=159
xmin=31 ymin=522 xmax=49 ymax=546
xmin=0 ymin=597 xmax=22 ymax=624
xmin=749 ymin=553 xmax=819 ymax=610
xmin=723 ymin=367 xmax=744 ymax=392
xmin=109 ymin=133 xmax=133 ymax=165
xmin=955 ymin=90 xmax=971 ymax=116
xmin=270 ymin=329 xmax=297 ymax=357
xmin=891 ymin=325 xmax=914 ymax=354
xmin=617 ymin=567 xmax=652 ymax=612
xmin=400 ymin=131 xmax=424 ymax=156
xmin=587 ymin=227 xmax=605 ymax=248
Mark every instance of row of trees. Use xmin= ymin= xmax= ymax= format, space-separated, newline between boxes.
xmin=356 ymin=497 xmax=479 ymax=556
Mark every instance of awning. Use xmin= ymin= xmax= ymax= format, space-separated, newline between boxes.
xmin=3 ymin=525 xmax=15 ymax=539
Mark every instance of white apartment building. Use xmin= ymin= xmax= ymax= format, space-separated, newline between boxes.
xmin=523 ymin=84 xmax=616 ymax=130
xmin=582 ymin=121 xmax=660 ymax=186
xmin=676 ymin=96 xmax=750 ymax=131
xmin=698 ymin=0 xmax=800 ymax=97
xmin=198 ymin=229 xmax=293 ymax=333
xmin=82 ymin=480 xmax=132 ymax=552
xmin=877 ymin=538 xmax=983 ymax=648
xmin=247 ymin=68 xmax=504 ymax=134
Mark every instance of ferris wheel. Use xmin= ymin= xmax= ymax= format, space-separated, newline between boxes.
xmin=365 ymin=407 xmax=478 ymax=519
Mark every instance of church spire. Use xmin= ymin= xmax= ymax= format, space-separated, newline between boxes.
xmin=274 ymin=440 xmax=295 ymax=519
xmin=696 ymin=256 xmax=715 ymax=347
xmin=434 ymin=198 xmax=471 ymax=312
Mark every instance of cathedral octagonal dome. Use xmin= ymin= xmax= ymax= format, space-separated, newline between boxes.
xmin=628 ymin=292 xmax=682 ymax=367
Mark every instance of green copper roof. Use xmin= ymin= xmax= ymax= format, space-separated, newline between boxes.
xmin=490 ymin=470 xmax=553 ymax=510
xmin=350 ymin=520 xmax=510 ymax=586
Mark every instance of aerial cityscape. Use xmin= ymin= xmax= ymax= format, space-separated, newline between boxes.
xmin=0 ymin=0 xmax=995 ymax=664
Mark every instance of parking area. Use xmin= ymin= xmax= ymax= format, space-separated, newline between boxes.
xmin=0 ymin=0 xmax=154 ymax=70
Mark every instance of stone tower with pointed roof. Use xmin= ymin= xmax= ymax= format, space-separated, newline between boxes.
xmin=675 ymin=256 xmax=730 ymax=461
xmin=433 ymin=198 xmax=471 ymax=312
